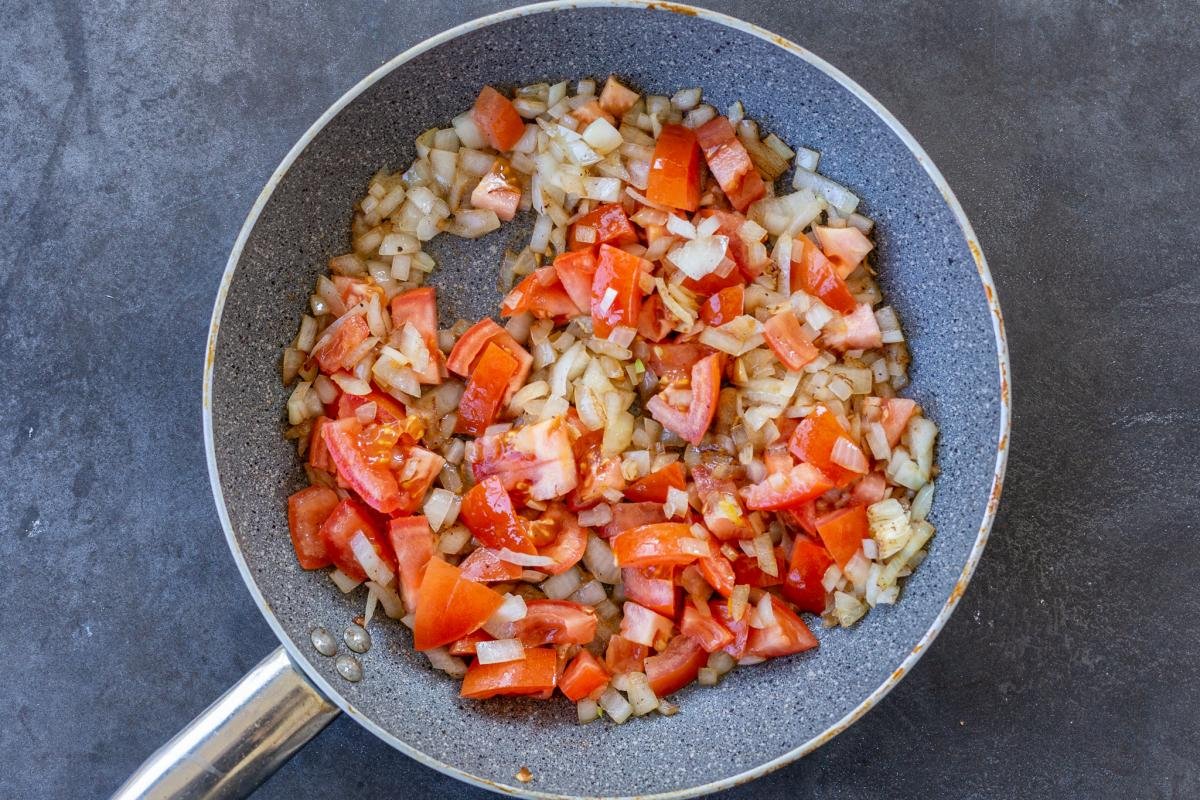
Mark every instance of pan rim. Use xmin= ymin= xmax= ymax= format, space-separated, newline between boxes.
xmin=202 ymin=1 xmax=1012 ymax=797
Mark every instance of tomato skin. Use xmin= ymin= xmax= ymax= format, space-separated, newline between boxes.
xmin=568 ymin=430 xmax=626 ymax=510
xmin=815 ymin=504 xmax=869 ymax=569
xmin=601 ymin=502 xmax=668 ymax=539
xmin=412 ymin=557 xmax=505 ymax=651
xmin=698 ymin=553 xmax=736 ymax=597
xmin=316 ymin=315 xmax=370 ymax=374
xmin=787 ymin=405 xmax=858 ymax=488
xmin=460 ymin=647 xmax=558 ymax=699
xmin=460 ymin=475 xmax=535 ymax=554
xmin=605 ymin=634 xmax=648 ymax=675
xmin=692 ymin=464 xmax=753 ymax=540
xmin=306 ymin=416 xmax=334 ymax=473
xmin=468 ymin=417 xmax=578 ymax=502
xmin=646 ymin=123 xmax=702 ymax=211
xmin=622 ymin=566 xmax=679 ymax=619
xmin=791 ymin=235 xmax=857 ymax=315
xmin=645 ymin=353 xmax=722 ymax=445
xmin=387 ymin=515 xmax=435 ymax=612
xmin=709 ymin=599 xmax=750 ymax=658
xmin=470 ymin=158 xmax=522 ymax=221
xmin=644 ymin=635 xmax=708 ymax=698
xmin=445 ymin=319 xmax=532 ymax=404
xmin=699 ymin=284 xmax=745 ymax=326
xmin=742 ymin=462 xmax=835 ymax=511
xmin=454 ymin=342 xmax=519 ymax=436
xmin=591 ymin=244 xmax=646 ymax=337
xmin=321 ymin=417 xmax=402 ymax=514
xmin=783 ymin=536 xmax=834 ymax=614
xmin=763 ymin=310 xmax=820 ymax=370
xmin=536 ymin=504 xmax=588 ymax=575
xmin=552 ymin=248 xmax=598 ymax=312
xmin=680 ymin=602 xmax=736 ymax=652
xmin=389 ymin=287 xmax=443 ymax=385
xmin=611 ymin=522 xmax=705 ymax=568
xmin=501 ymin=268 xmax=583 ymax=320
xmin=471 ymin=86 xmax=525 ymax=151
xmin=319 ymin=498 xmax=392 ymax=583
xmin=287 ymin=486 xmax=339 ymax=569
xmin=559 ymin=649 xmax=610 ymax=702
xmin=513 ymin=600 xmax=598 ymax=647
xmin=694 ymin=116 xmax=766 ymax=211
xmin=623 ymin=462 xmax=686 ymax=504
xmin=747 ymin=596 xmax=818 ymax=658
xmin=569 ymin=203 xmax=638 ymax=251
xmin=620 ymin=601 xmax=675 ymax=649
xmin=459 ymin=547 xmax=523 ymax=583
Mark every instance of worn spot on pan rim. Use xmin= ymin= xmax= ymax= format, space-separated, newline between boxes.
xmin=201 ymin=1 xmax=1012 ymax=798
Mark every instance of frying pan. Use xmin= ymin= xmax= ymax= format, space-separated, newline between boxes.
xmin=115 ymin=2 xmax=1010 ymax=798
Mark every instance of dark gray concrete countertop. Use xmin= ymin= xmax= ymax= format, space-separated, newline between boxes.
xmin=2 ymin=1 xmax=1197 ymax=798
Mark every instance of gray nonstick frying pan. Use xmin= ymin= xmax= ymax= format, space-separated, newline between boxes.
xmin=115 ymin=2 xmax=1010 ymax=798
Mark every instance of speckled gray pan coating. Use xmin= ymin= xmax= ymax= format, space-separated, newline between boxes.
xmin=208 ymin=5 xmax=1004 ymax=798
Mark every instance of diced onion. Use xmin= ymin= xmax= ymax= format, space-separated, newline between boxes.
xmin=598 ymin=687 xmax=633 ymax=724
xmin=584 ymin=535 xmax=621 ymax=584
xmin=625 ymin=673 xmax=659 ymax=715
xmin=350 ymin=532 xmax=395 ymax=586
xmin=830 ymin=436 xmax=869 ymax=473
xmin=542 ymin=566 xmax=583 ymax=600
xmin=497 ymin=548 xmax=556 ymax=567
xmin=425 ymin=647 xmax=468 ymax=677
xmin=669 ymin=235 xmax=729 ymax=280
xmin=664 ymin=486 xmax=690 ymax=519
xmin=578 ymin=504 xmax=613 ymax=527
xmin=578 ymin=698 xmax=601 ymax=723
xmin=422 ymin=488 xmax=461 ymax=532
xmin=365 ymin=580 xmax=405 ymax=618
xmin=475 ymin=638 xmax=527 ymax=665
xmin=330 ymin=568 xmax=362 ymax=594
xmin=571 ymin=579 xmax=608 ymax=606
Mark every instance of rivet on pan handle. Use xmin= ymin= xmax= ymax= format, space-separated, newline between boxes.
xmin=111 ymin=646 xmax=340 ymax=800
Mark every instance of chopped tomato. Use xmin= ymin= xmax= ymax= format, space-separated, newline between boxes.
xmin=568 ymin=430 xmax=626 ymax=510
xmin=322 ymin=417 xmax=403 ymax=514
xmin=646 ymin=353 xmax=721 ymax=445
xmin=742 ymin=463 xmax=835 ymax=511
xmin=623 ymin=462 xmax=686 ymax=503
xmin=881 ymin=398 xmax=917 ymax=447
xmin=682 ymin=260 xmax=745 ymax=296
xmin=763 ymin=310 xmax=820 ymax=370
xmin=389 ymin=287 xmax=443 ymax=384
xmin=783 ymin=536 xmax=834 ymax=614
xmin=598 ymin=76 xmax=639 ymax=117
xmin=851 ymin=471 xmax=888 ymax=506
xmin=601 ymin=502 xmax=668 ymax=539
xmin=644 ymin=635 xmax=708 ymax=697
xmin=568 ymin=203 xmax=638 ymax=251
xmin=445 ymin=318 xmax=532 ymax=403
xmin=709 ymin=599 xmax=751 ymax=658
xmin=646 ymin=123 xmax=701 ymax=211
xmin=730 ymin=547 xmax=787 ymax=588
xmin=695 ymin=209 xmax=769 ymax=279
xmin=636 ymin=293 xmax=674 ymax=342
xmin=621 ymin=566 xmax=679 ymax=619
xmin=788 ymin=405 xmax=859 ymax=487
xmin=552 ymin=248 xmax=598 ymax=312
xmin=698 ymin=553 xmax=736 ymax=597
xmin=781 ymin=501 xmax=821 ymax=537
xmin=471 ymin=86 xmax=525 ymax=151
xmin=459 ymin=547 xmax=523 ymax=583
xmin=447 ymin=629 xmax=493 ymax=656
xmin=570 ymin=98 xmax=615 ymax=126
xmin=454 ymin=342 xmax=519 ymax=436
xmin=825 ymin=303 xmax=882 ymax=351
xmin=460 ymin=646 xmax=557 ymax=699
xmin=620 ymin=601 xmax=674 ymax=649
xmin=699 ymin=284 xmax=745 ymax=326
xmin=680 ymin=601 xmax=735 ymax=652
xmin=307 ymin=416 xmax=333 ymax=473
xmin=514 ymin=600 xmax=597 ymax=646
xmin=692 ymin=464 xmax=753 ymax=540
xmin=747 ymin=596 xmax=818 ymax=658
xmin=501 ymin=268 xmax=583 ymax=320
xmin=559 ymin=649 xmax=610 ymax=702
xmin=393 ymin=444 xmax=444 ymax=514
xmin=813 ymin=224 xmax=874 ymax=278
xmin=470 ymin=157 xmax=521 ymax=221
xmin=791 ymin=234 xmax=857 ymax=315
xmin=591 ymin=244 xmax=646 ymax=337
xmin=815 ymin=504 xmax=869 ymax=569
xmin=468 ymin=416 xmax=578 ymax=501
xmin=387 ymin=515 xmax=435 ymax=611
xmin=319 ymin=498 xmax=392 ymax=583
xmin=694 ymin=116 xmax=766 ymax=211
xmin=459 ymin=475 xmax=535 ymax=554
xmin=336 ymin=391 xmax=407 ymax=425
xmin=536 ymin=504 xmax=589 ymax=575
xmin=332 ymin=276 xmax=378 ymax=308
xmin=315 ymin=315 xmax=370 ymax=374
xmin=642 ymin=340 xmax=715 ymax=383
xmin=605 ymin=634 xmax=648 ymax=675
xmin=412 ymin=557 xmax=505 ymax=651
xmin=611 ymin=522 xmax=705 ymax=568
xmin=287 ymin=486 xmax=339 ymax=569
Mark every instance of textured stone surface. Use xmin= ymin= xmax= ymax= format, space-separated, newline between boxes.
xmin=0 ymin=1 xmax=1196 ymax=799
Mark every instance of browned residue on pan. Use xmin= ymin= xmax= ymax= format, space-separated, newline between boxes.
xmin=646 ymin=1 xmax=698 ymax=16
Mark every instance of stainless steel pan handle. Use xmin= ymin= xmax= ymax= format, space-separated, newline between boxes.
xmin=112 ymin=646 xmax=340 ymax=800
